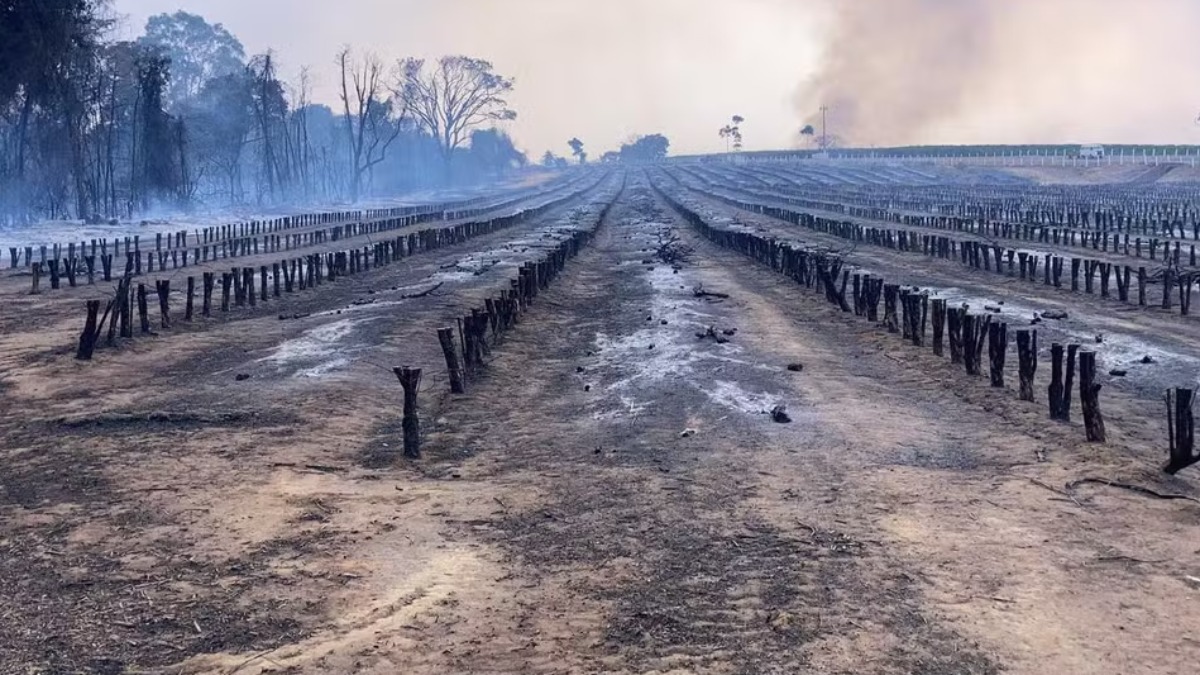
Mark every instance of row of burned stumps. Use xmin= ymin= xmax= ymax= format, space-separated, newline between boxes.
xmin=75 ymin=250 xmax=367 ymax=360
xmin=711 ymin=191 xmax=1200 ymax=318
xmin=74 ymin=195 xmax=582 ymax=361
xmin=23 ymin=180 xmax=592 ymax=296
xmin=10 ymin=203 xmax=495 ymax=273
xmin=659 ymin=185 xmax=1200 ymax=477
xmin=390 ymin=228 xmax=602 ymax=460
xmin=25 ymin=213 xmax=473 ymax=296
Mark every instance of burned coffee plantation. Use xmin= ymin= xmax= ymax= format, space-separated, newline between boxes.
xmin=4 ymin=2 xmax=1200 ymax=673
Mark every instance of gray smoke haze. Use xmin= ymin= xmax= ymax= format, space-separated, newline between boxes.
xmin=799 ymin=0 xmax=1200 ymax=147
xmin=115 ymin=0 xmax=822 ymax=156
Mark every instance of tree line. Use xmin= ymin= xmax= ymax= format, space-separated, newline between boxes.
xmin=0 ymin=2 xmax=527 ymax=224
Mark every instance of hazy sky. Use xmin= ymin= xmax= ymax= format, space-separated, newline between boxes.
xmin=113 ymin=0 xmax=1200 ymax=156
xmin=113 ymin=0 xmax=826 ymax=157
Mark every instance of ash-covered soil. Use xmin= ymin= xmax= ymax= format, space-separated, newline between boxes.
xmin=2 ymin=173 xmax=1199 ymax=674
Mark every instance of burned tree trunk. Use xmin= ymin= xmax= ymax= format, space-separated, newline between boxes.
xmin=1063 ymin=344 xmax=1079 ymax=423
xmin=931 ymin=299 xmax=947 ymax=357
xmin=947 ymin=307 xmax=964 ymax=365
xmin=1079 ymin=351 xmax=1106 ymax=442
xmin=1016 ymin=329 xmax=1038 ymax=402
xmin=137 ymin=283 xmax=151 ymax=334
xmin=155 ymin=279 xmax=170 ymax=329
xmin=1048 ymin=343 xmax=1065 ymax=418
xmin=437 ymin=328 xmax=466 ymax=394
xmin=1166 ymin=388 xmax=1198 ymax=474
xmin=883 ymin=284 xmax=900 ymax=333
xmin=76 ymin=300 xmax=101 ymax=360
xmin=185 ymin=276 xmax=195 ymax=322
xmin=988 ymin=322 xmax=1008 ymax=388
xmin=393 ymin=367 xmax=423 ymax=459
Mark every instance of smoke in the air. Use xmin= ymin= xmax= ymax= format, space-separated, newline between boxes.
xmin=797 ymin=0 xmax=1200 ymax=147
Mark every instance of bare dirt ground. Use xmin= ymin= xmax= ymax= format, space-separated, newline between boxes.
xmin=3 ymin=173 xmax=1200 ymax=674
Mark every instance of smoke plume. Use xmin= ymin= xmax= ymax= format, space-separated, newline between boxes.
xmin=798 ymin=0 xmax=1200 ymax=146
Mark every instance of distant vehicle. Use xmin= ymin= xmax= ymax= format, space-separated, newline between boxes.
xmin=1079 ymin=144 xmax=1106 ymax=159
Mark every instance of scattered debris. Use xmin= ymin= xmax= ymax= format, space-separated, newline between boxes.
xmin=696 ymin=326 xmax=730 ymax=344
xmin=1041 ymin=310 xmax=1069 ymax=320
xmin=235 ymin=373 xmax=251 ymax=382
xmin=1141 ymin=355 xmax=1156 ymax=365
xmin=1109 ymin=369 xmax=1128 ymax=377
xmin=787 ymin=363 xmax=805 ymax=373
xmin=401 ymin=282 xmax=445 ymax=299
xmin=770 ymin=405 xmax=792 ymax=424
xmin=655 ymin=230 xmax=694 ymax=265
xmin=1066 ymin=477 xmax=1200 ymax=504
xmin=984 ymin=305 xmax=1002 ymax=313
xmin=693 ymin=285 xmax=731 ymax=300
xmin=680 ymin=428 xmax=697 ymax=438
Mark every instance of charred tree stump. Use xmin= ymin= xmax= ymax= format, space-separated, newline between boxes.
xmin=1138 ymin=267 xmax=1147 ymax=306
xmin=1016 ymin=329 xmax=1038 ymax=402
xmin=883 ymin=284 xmax=900 ymax=333
xmin=76 ymin=300 xmax=101 ymax=360
xmin=233 ymin=267 xmax=245 ymax=306
xmin=916 ymin=294 xmax=928 ymax=347
xmin=393 ymin=367 xmax=423 ymax=459
xmin=245 ymin=268 xmax=256 ymax=307
xmin=948 ymin=307 xmax=964 ymax=364
xmin=1079 ymin=351 xmax=1106 ymax=443
xmin=221 ymin=272 xmax=232 ymax=312
xmin=437 ymin=328 xmax=467 ymax=394
xmin=155 ymin=279 xmax=170 ymax=329
xmin=1166 ymin=388 xmax=1198 ymax=474
xmin=931 ymin=299 xmax=947 ymax=356
xmin=202 ymin=272 xmax=214 ymax=317
xmin=1162 ymin=267 xmax=1174 ymax=310
xmin=137 ymin=283 xmax=151 ymax=334
xmin=1049 ymin=343 xmax=1065 ymax=418
xmin=1180 ymin=274 xmax=1194 ymax=316
xmin=1061 ymin=344 xmax=1079 ymax=423
xmin=182 ymin=277 xmax=194 ymax=322
xmin=118 ymin=277 xmax=132 ymax=339
xmin=988 ymin=322 xmax=1008 ymax=387
xmin=866 ymin=278 xmax=882 ymax=322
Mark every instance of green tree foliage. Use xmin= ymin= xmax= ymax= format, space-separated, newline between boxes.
xmin=139 ymin=11 xmax=246 ymax=108
xmin=620 ymin=134 xmax=670 ymax=162
xmin=0 ymin=3 xmax=529 ymax=222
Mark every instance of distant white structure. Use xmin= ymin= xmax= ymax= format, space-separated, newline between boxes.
xmin=1079 ymin=144 xmax=1106 ymax=159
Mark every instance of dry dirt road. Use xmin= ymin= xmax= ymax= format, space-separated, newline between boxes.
xmin=3 ymin=175 xmax=1200 ymax=674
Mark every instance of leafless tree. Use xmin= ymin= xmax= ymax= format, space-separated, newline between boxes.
xmin=395 ymin=56 xmax=515 ymax=183
xmin=338 ymin=47 xmax=402 ymax=202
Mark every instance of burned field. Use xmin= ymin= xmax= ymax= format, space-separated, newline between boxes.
xmin=3 ymin=164 xmax=1200 ymax=674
